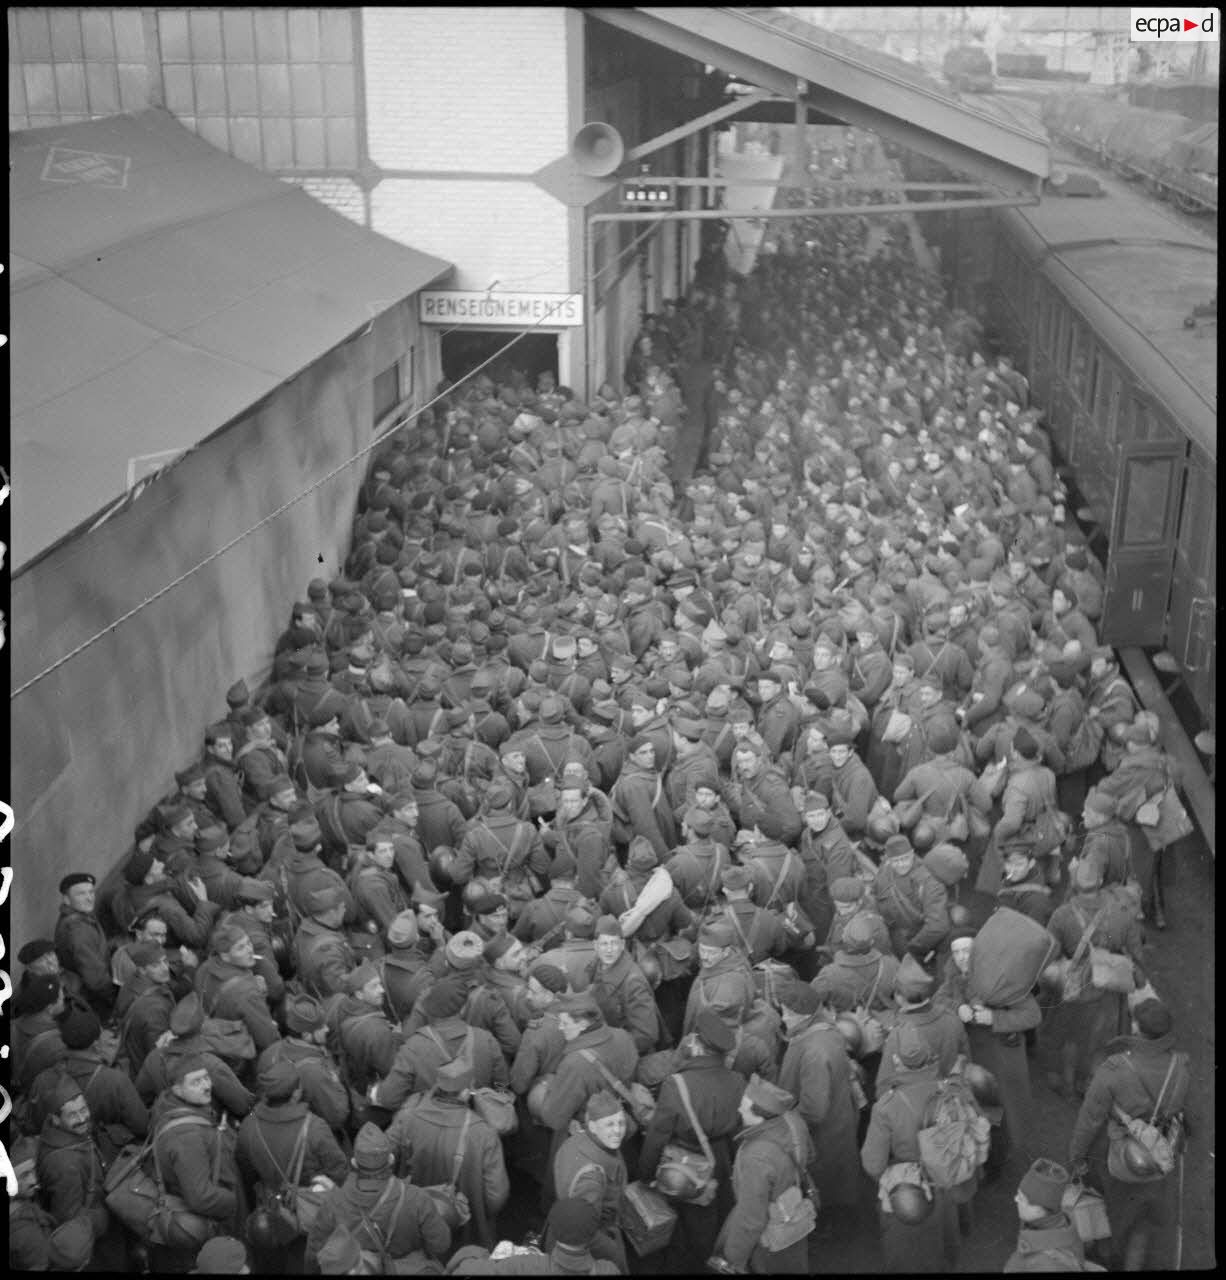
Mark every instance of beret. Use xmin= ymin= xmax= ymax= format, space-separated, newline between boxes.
xmin=306 ymin=885 xmax=345 ymax=916
xmin=168 ymin=1052 xmax=211 ymax=1085
xmin=564 ymin=907 xmax=597 ymax=939
xmin=548 ymin=847 xmax=578 ymax=880
xmin=1132 ymin=998 xmax=1172 ymax=1039
xmin=529 ymin=962 xmax=570 ymax=994
xmin=671 ymin=715 xmax=706 ymax=743
xmin=236 ymin=877 xmax=275 ymax=903
xmin=485 ymin=778 xmax=515 ymax=809
xmin=175 ymin=762 xmax=206 ymax=786
xmin=258 ymin=1059 xmax=300 ymax=1101
xmin=830 ymin=876 xmax=864 ymax=903
xmin=547 ymin=1197 xmax=602 ymax=1248
xmin=595 ymin=914 xmax=622 ymax=938
xmin=470 ymin=891 xmax=507 ymax=916
xmin=59 ymin=1006 xmax=103 ymax=1050
xmin=423 ymin=977 xmax=469 ymax=1020
xmin=411 ymin=880 xmax=449 ymax=910
xmin=778 ymin=982 xmax=821 ymax=1015
xmin=194 ymin=1236 xmax=250 ymax=1274
xmin=802 ymin=791 xmax=832 ymax=813
xmin=129 ymin=941 xmax=167 ymax=968
xmin=1012 ymin=726 xmax=1040 ymax=759
xmin=17 ymin=938 xmax=57 ymax=965
xmin=59 ymin=873 xmax=95 ymax=894
xmin=556 ymin=989 xmax=602 ymax=1020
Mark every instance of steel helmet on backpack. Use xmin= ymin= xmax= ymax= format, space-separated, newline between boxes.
xmin=962 ymin=1063 xmax=1002 ymax=1110
xmin=654 ymin=1161 xmax=706 ymax=1201
xmin=889 ymin=1180 xmax=933 ymax=1224
xmin=428 ymin=845 xmax=457 ymax=888
xmin=911 ymin=819 xmax=937 ymax=853
xmin=1119 ymin=1135 xmax=1163 ymax=1180
xmin=835 ymin=1013 xmax=864 ymax=1058
xmin=867 ymin=813 xmax=899 ymax=845
xmin=527 ymin=1077 xmax=553 ymax=1124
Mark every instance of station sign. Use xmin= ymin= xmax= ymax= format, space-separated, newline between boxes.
xmin=419 ymin=291 xmax=584 ymax=327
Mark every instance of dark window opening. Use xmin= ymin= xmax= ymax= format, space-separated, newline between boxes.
xmin=440 ymin=330 xmax=559 ymax=390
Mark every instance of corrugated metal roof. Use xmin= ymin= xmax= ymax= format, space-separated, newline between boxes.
xmin=10 ymin=108 xmax=452 ymax=571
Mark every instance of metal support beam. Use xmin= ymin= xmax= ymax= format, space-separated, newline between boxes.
xmin=626 ymin=89 xmax=772 ymax=162
xmin=582 ymin=193 xmax=1038 ymax=398
xmin=794 ymin=79 xmax=808 ymax=189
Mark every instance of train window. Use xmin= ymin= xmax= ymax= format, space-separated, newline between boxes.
xmin=1120 ymin=455 xmax=1176 ymax=545
xmin=1070 ymin=323 xmax=1092 ymax=402
xmin=1057 ymin=308 xmax=1075 ymax=375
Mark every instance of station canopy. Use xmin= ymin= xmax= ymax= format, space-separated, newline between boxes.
xmin=10 ymin=108 xmax=452 ymax=572
xmin=585 ymin=7 xmax=1050 ymax=193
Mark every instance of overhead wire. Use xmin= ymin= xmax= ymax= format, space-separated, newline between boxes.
xmin=10 ymin=294 xmax=576 ymax=701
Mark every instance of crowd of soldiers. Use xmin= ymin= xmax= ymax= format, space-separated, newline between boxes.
xmin=10 ymin=138 xmax=1196 ymax=1277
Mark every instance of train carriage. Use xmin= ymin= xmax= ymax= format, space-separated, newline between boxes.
xmin=969 ymin=181 xmax=1216 ymax=847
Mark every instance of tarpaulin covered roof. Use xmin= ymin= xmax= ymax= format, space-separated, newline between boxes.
xmin=10 ymin=108 xmax=452 ymax=572
xmin=1169 ymin=121 xmax=1218 ymax=175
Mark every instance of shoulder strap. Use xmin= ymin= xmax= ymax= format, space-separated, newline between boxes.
xmin=450 ymin=1111 xmax=472 ymax=1187
xmin=672 ymin=1073 xmax=715 ymax=1166
xmin=578 ymin=1048 xmax=638 ymax=1112
xmin=764 ymin=849 xmax=796 ymax=910
xmin=1120 ymin=1052 xmax=1183 ymax=1126
xmin=860 ymin=956 xmax=885 ymax=1012
xmin=567 ymin=1159 xmax=607 ymax=1199
xmin=357 ymin=1177 xmax=404 ymax=1261
xmin=151 ymin=1113 xmax=218 ymax=1189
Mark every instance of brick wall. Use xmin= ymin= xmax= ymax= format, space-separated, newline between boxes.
xmin=283 ymin=174 xmax=366 ymax=226
xmin=362 ymin=6 xmax=569 ymax=172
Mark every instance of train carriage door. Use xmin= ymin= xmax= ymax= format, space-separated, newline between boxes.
xmin=1099 ymin=440 xmax=1187 ymax=646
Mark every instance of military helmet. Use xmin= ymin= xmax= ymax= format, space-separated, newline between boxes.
xmin=428 ymin=845 xmax=458 ymax=888
xmin=866 ymin=813 xmax=899 ymax=846
xmin=835 ymin=1014 xmax=864 ymax=1058
xmin=889 ymin=1180 xmax=933 ymax=1224
xmin=1118 ymin=1136 xmax=1163 ymax=1180
xmin=962 ymin=1062 xmax=1002 ymax=1110
xmin=910 ymin=819 xmax=937 ymax=853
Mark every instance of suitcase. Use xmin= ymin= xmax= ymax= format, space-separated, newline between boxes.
xmin=619 ymin=1181 xmax=677 ymax=1257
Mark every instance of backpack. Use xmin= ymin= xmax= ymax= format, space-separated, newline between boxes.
xmin=1107 ymin=1052 xmax=1188 ymax=1182
xmin=1061 ymin=704 xmax=1103 ymax=774
xmin=246 ymin=1116 xmax=324 ymax=1246
xmin=914 ymin=1077 xmax=990 ymax=1190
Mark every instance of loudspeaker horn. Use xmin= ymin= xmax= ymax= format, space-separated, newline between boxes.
xmin=570 ymin=122 xmax=625 ymax=177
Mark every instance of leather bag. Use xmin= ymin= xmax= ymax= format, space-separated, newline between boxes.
xmin=655 ymin=1074 xmax=718 ymax=1206
xmin=104 ymin=1113 xmax=219 ymax=1250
